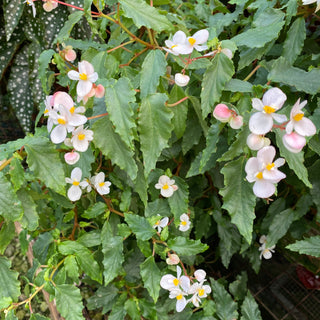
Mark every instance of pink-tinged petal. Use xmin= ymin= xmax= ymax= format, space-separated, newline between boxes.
xmin=286 ymin=121 xmax=294 ymax=134
xmin=43 ymin=1 xmax=54 ymax=11
xmin=194 ymin=44 xmax=208 ymax=52
xmin=53 ymin=91 xmax=74 ymax=109
xmin=252 ymin=98 xmax=264 ymax=111
xmin=274 ymin=158 xmax=285 ymax=168
xmin=249 ymin=112 xmax=273 ymax=135
xmin=262 ymin=87 xmax=287 ymax=110
xmin=65 ymin=49 xmax=76 ymax=62
xmin=282 ymin=132 xmax=306 ymax=153
xmin=68 ymin=70 xmax=80 ymax=80
xmin=213 ymin=104 xmax=232 ymax=122
xmin=67 ymin=185 xmax=82 ymax=201
xmin=294 ymin=118 xmax=316 ymax=137
xmin=71 ymin=167 xmax=82 ymax=181
xmin=257 ymin=146 xmax=275 ymax=165
xmin=253 ymin=180 xmax=275 ymax=198
xmin=50 ymin=125 xmax=67 ymax=144
xmin=272 ymin=113 xmax=287 ymax=124
xmin=229 ymin=115 xmax=243 ymax=129
xmin=263 ymin=169 xmax=286 ymax=183
xmin=88 ymin=72 xmax=98 ymax=83
xmin=64 ymin=151 xmax=80 ymax=165
xmin=172 ymin=31 xmax=187 ymax=44
xmin=95 ymin=84 xmax=105 ymax=98
xmin=192 ymin=29 xmax=209 ymax=44
xmin=79 ymin=60 xmax=94 ymax=75
xmin=77 ymin=81 xmax=93 ymax=97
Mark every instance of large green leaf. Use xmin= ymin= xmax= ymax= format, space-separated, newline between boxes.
xmin=17 ymin=189 xmax=39 ymax=231
xmin=55 ymin=284 xmax=84 ymax=320
xmin=201 ymin=53 xmax=234 ymax=118
xmin=55 ymin=11 xmax=84 ymax=42
xmin=140 ymin=256 xmax=161 ymax=303
xmin=0 ymin=222 xmax=15 ymax=255
xmin=282 ymin=17 xmax=306 ymax=65
xmin=167 ymin=237 xmax=208 ymax=256
xmin=240 ymin=291 xmax=262 ymax=320
xmin=0 ymin=172 xmax=23 ymax=221
xmin=92 ymin=116 xmax=138 ymax=180
xmin=124 ymin=213 xmax=156 ymax=241
xmin=140 ymin=50 xmax=167 ymax=98
xmin=105 ymin=78 xmax=136 ymax=149
xmin=0 ymin=256 xmax=21 ymax=309
xmin=286 ymin=236 xmax=320 ymax=258
xmin=86 ymin=285 xmax=118 ymax=314
xmin=275 ymin=129 xmax=312 ymax=188
xmin=220 ymin=156 xmax=256 ymax=244
xmin=108 ymin=294 xmax=127 ymax=320
xmin=119 ymin=0 xmax=173 ymax=32
xmin=138 ymin=93 xmax=173 ymax=176
xmin=24 ymin=136 xmax=66 ymax=194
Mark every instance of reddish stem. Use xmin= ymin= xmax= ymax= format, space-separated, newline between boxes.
xmin=87 ymin=112 xmax=108 ymax=120
xmin=166 ymin=96 xmax=189 ymax=107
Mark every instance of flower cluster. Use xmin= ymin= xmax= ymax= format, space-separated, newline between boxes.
xmin=213 ymin=103 xmax=243 ymax=129
xmin=160 ymin=266 xmax=211 ymax=312
xmin=259 ymin=235 xmax=275 ymax=260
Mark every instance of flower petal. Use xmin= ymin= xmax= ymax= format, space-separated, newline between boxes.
xmin=249 ymin=112 xmax=273 ymax=135
xmin=50 ymin=125 xmax=67 ymax=144
xmin=192 ymin=29 xmax=209 ymax=44
xmin=68 ymin=70 xmax=80 ymax=80
xmin=252 ymin=98 xmax=264 ymax=111
xmin=253 ymin=180 xmax=275 ymax=198
xmin=272 ymin=113 xmax=288 ymax=124
xmin=67 ymin=185 xmax=82 ymax=201
xmin=257 ymin=146 xmax=275 ymax=165
xmin=294 ymin=117 xmax=316 ymax=137
xmin=77 ymin=80 xmax=93 ymax=97
xmin=172 ymin=30 xmax=187 ymax=44
xmin=262 ymin=87 xmax=287 ymax=110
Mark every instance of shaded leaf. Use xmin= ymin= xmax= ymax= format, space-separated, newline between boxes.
xmin=286 ymin=236 xmax=320 ymax=258
xmin=124 ymin=213 xmax=156 ymax=241
xmin=240 ymin=291 xmax=262 ymax=320
xmin=167 ymin=237 xmax=208 ymax=256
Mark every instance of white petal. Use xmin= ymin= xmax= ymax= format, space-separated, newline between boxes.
xmin=77 ymin=80 xmax=93 ymax=97
xmin=160 ymin=275 xmax=176 ymax=290
xmin=161 ymin=187 xmax=174 ymax=198
xmin=274 ymin=158 xmax=285 ymax=168
xmin=176 ymin=297 xmax=187 ymax=312
xmin=262 ymin=249 xmax=273 ymax=259
xmin=89 ymin=72 xmax=98 ymax=83
xmin=192 ymin=29 xmax=209 ymax=44
xmin=257 ymin=146 xmax=275 ymax=165
xmin=262 ymin=87 xmax=287 ymax=110
xmin=252 ymin=98 xmax=264 ymax=111
xmin=50 ymin=125 xmax=67 ymax=144
xmin=158 ymin=175 xmax=170 ymax=185
xmin=286 ymin=121 xmax=294 ymax=134
xmin=73 ymin=139 xmax=89 ymax=152
xmin=194 ymin=269 xmax=206 ymax=282
xmin=282 ymin=132 xmax=306 ymax=153
xmin=229 ymin=115 xmax=243 ymax=129
xmin=71 ymin=167 xmax=82 ymax=181
xmin=68 ymin=70 xmax=80 ymax=80
xmin=53 ymin=91 xmax=74 ymax=109
xmin=172 ymin=30 xmax=187 ymax=44
xmin=245 ymin=157 xmax=260 ymax=182
xmin=69 ymin=114 xmax=87 ymax=126
xmin=249 ymin=112 xmax=273 ymax=135
xmin=263 ymin=169 xmax=286 ymax=183
xmin=175 ymin=44 xmax=194 ymax=55
xmin=159 ymin=217 xmax=169 ymax=228
xmin=272 ymin=113 xmax=287 ymax=124
xmin=294 ymin=118 xmax=316 ymax=136
xmin=180 ymin=276 xmax=190 ymax=292
xmin=176 ymin=265 xmax=182 ymax=278
xmin=253 ymin=180 xmax=275 ymax=198
xmin=174 ymin=73 xmax=190 ymax=87
xmin=79 ymin=60 xmax=94 ymax=75
xmin=67 ymin=185 xmax=82 ymax=201
xmin=246 ymin=133 xmax=265 ymax=150
xmin=194 ymin=44 xmax=208 ymax=52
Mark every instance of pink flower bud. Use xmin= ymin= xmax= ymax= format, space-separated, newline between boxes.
xmin=174 ymin=73 xmax=190 ymax=87
xmin=166 ymin=254 xmax=180 ymax=265
xmin=65 ymin=48 xmax=77 ymax=62
xmin=64 ymin=151 xmax=80 ymax=165
xmin=229 ymin=115 xmax=243 ymax=129
xmin=246 ymin=133 xmax=270 ymax=150
xmin=213 ymin=104 xmax=232 ymax=122
xmin=282 ymin=132 xmax=306 ymax=153
xmin=95 ymin=84 xmax=105 ymax=98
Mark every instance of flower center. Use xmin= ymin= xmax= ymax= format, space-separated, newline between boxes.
xmin=198 ymin=289 xmax=205 ymax=297
xmin=266 ymin=163 xmax=275 ymax=171
xmin=256 ymin=172 xmax=263 ymax=179
xmin=44 ymin=109 xmax=49 ymax=114
xmin=69 ymin=106 xmax=75 ymax=114
xmin=263 ymin=105 xmax=276 ymax=114
xmin=176 ymin=294 xmax=183 ymax=300
xmin=99 ymin=182 xmax=105 ymax=187
xmin=162 ymin=184 xmax=169 ymax=190
xmin=171 ymin=44 xmax=178 ymax=49
xmin=181 ymin=221 xmax=187 ymax=226
xmin=79 ymin=73 xmax=88 ymax=81
xmin=73 ymin=181 xmax=80 ymax=186
xmin=293 ymin=113 xmax=304 ymax=121
xmin=78 ymin=134 xmax=86 ymax=140
xmin=155 ymin=220 xmax=160 ymax=225
xmin=173 ymin=278 xmax=179 ymax=286
xmin=58 ymin=118 xmax=66 ymax=125
xmin=188 ymin=37 xmax=196 ymax=46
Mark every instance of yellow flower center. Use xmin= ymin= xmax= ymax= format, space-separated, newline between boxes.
xmin=44 ymin=109 xmax=49 ymax=114
xmin=155 ymin=220 xmax=160 ymax=225
xmin=263 ymin=105 xmax=276 ymax=114
xmin=188 ymin=37 xmax=196 ymax=46
xmin=293 ymin=113 xmax=304 ymax=121
xmin=198 ymin=289 xmax=205 ymax=297
xmin=73 ymin=181 xmax=80 ymax=186
xmin=79 ymin=73 xmax=88 ymax=81
xmin=78 ymin=134 xmax=86 ymax=140
xmin=171 ymin=44 xmax=178 ymax=49
xmin=69 ymin=106 xmax=75 ymax=114
xmin=176 ymin=294 xmax=183 ymax=300
xmin=256 ymin=172 xmax=263 ymax=180
xmin=58 ymin=118 xmax=66 ymax=125
xmin=181 ymin=221 xmax=187 ymax=226
xmin=266 ymin=163 xmax=275 ymax=171
xmin=162 ymin=184 xmax=169 ymax=190
xmin=173 ymin=278 xmax=179 ymax=286
xmin=99 ymin=182 xmax=105 ymax=187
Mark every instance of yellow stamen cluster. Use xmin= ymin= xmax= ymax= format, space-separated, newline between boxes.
xmin=78 ymin=134 xmax=86 ymax=141
xmin=176 ymin=294 xmax=183 ymax=300
xmin=198 ymin=289 xmax=205 ymax=297
xmin=99 ymin=182 xmax=105 ymax=187
xmin=79 ymin=73 xmax=88 ymax=81
xmin=188 ymin=37 xmax=196 ymax=46
xmin=69 ymin=106 xmax=75 ymax=114
xmin=73 ymin=181 xmax=80 ymax=186
xmin=293 ymin=113 xmax=304 ymax=121
xmin=173 ymin=278 xmax=179 ymax=286
xmin=263 ymin=105 xmax=276 ymax=114
xmin=266 ymin=163 xmax=275 ymax=171
xmin=162 ymin=184 xmax=169 ymax=190
xmin=58 ymin=118 xmax=66 ymax=125
xmin=181 ymin=221 xmax=187 ymax=226
xmin=256 ymin=172 xmax=263 ymax=179
xmin=171 ymin=44 xmax=178 ymax=49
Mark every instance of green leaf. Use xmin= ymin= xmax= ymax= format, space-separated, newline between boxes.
xmin=55 ymin=284 xmax=84 ymax=320
xmin=224 ymin=79 xmax=253 ymax=93
xmin=55 ymin=11 xmax=84 ymax=42
xmin=17 ymin=189 xmax=39 ymax=231
xmin=30 ymin=314 xmax=51 ymax=320
xmin=0 ymin=172 xmax=23 ymax=221
xmin=140 ymin=257 xmax=161 ymax=303
xmin=106 ymin=77 xmax=136 ymax=149
xmin=64 ymin=255 xmax=79 ymax=283
xmin=101 ymin=222 xmax=124 ymax=285
xmin=0 ymin=256 xmax=21 ymax=309
xmin=9 ymin=157 xmax=25 ymax=191
xmin=92 ymin=116 xmax=138 ymax=180
xmin=286 ymin=236 xmax=320 ymax=258
xmin=229 ymin=271 xmax=248 ymax=301
xmin=201 ymin=53 xmax=234 ymax=118
xmin=124 ymin=213 xmax=156 ymax=241
xmin=167 ymin=237 xmax=208 ymax=256
xmin=138 ymin=93 xmax=173 ymax=176
xmin=134 ymin=160 xmax=148 ymax=206
xmin=24 ymin=136 xmax=66 ymax=194
xmin=108 ymin=294 xmax=127 ymax=320
xmin=119 ymin=0 xmax=173 ymax=32
xmin=125 ymin=299 xmax=141 ymax=320
xmin=0 ymin=222 xmax=15 ymax=255
xmin=220 ymin=157 xmax=256 ymax=244
xmin=275 ymin=129 xmax=312 ymax=188
xmin=4 ymin=310 xmax=18 ymax=320
xmin=140 ymin=50 xmax=167 ymax=98
xmin=58 ymin=241 xmax=102 ymax=283
xmin=240 ymin=291 xmax=262 ymax=320
xmin=81 ymin=202 xmax=107 ymax=219
xmin=210 ymin=279 xmax=238 ymax=320
xmin=5 ymin=0 xmax=24 ymax=41
xmin=86 ymin=285 xmax=118 ymax=314
xmin=268 ymin=57 xmax=320 ymax=95
xmin=282 ymin=17 xmax=306 ymax=65
xmin=38 ymin=49 xmax=55 ymax=94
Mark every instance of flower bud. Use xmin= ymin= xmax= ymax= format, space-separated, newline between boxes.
xmin=166 ymin=254 xmax=180 ymax=265
xmin=282 ymin=132 xmax=306 ymax=153
xmin=95 ymin=84 xmax=105 ymax=98
xmin=246 ymin=133 xmax=270 ymax=150
xmin=229 ymin=115 xmax=243 ymax=129
xmin=64 ymin=151 xmax=80 ymax=165
xmin=174 ymin=73 xmax=190 ymax=87
xmin=213 ymin=104 xmax=232 ymax=122
xmin=65 ymin=48 xmax=77 ymax=62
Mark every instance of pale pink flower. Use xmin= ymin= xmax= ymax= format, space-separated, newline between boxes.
xmin=163 ymin=31 xmax=188 ymax=56
xmin=71 ymin=125 xmax=94 ymax=152
xmin=179 ymin=213 xmax=191 ymax=232
xmin=282 ymin=132 xmax=306 ymax=153
xmin=64 ymin=151 xmax=80 ymax=165
xmin=213 ymin=104 xmax=243 ymax=129
xmin=65 ymin=167 xmax=87 ymax=201
xmin=174 ymin=73 xmax=190 ymax=87
xmin=246 ymin=133 xmax=271 ymax=151
xmin=64 ymin=46 xmax=76 ymax=62
xmin=194 ymin=269 xmax=206 ymax=282
xmin=155 ymin=175 xmax=178 ymax=198
xmin=153 ymin=215 xmax=169 ymax=233
xmin=166 ymin=254 xmax=180 ymax=265
xmin=229 ymin=115 xmax=243 ymax=129
xmin=78 ymin=84 xmax=105 ymax=103
xmin=93 ymin=172 xmax=111 ymax=195
xmin=43 ymin=0 xmax=58 ymax=12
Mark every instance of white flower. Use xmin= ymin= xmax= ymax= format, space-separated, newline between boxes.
xmin=166 ymin=254 xmax=180 ymax=265
xmin=179 ymin=29 xmax=209 ymax=55
xmin=44 ymin=95 xmax=56 ymax=132
xmin=65 ymin=167 xmax=87 ymax=201
xmin=245 ymin=146 xmax=286 ymax=198
xmin=179 ymin=213 xmax=191 ymax=232
xmin=155 ymin=175 xmax=178 ymax=198
xmin=80 ymin=178 xmax=92 ymax=192
xmin=246 ymin=133 xmax=271 ymax=151
xmin=249 ymin=88 xmax=288 ymax=135
xmin=94 ymin=172 xmax=111 ymax=195
xmin=160 ymin=266 xmax=190 ymax=292
xmin=194 ymin=269 xmax=206 ymax=282
xmin=259 ymin=235 xmax=275 ymax=260
xmin=282 ymin=132 xmax=306 ymax=153
xmin=169 ymin=289 xmax=188 ymax=312
xmin=229 ymin=115 xmax=243 ymax=129
xmin=163 ymin=31 xmax=188 ymax=56
xmin=188 ymin=281 xmax=211 ymax=307
xmin=24 ymin=0 xmax=36 ymax=17
xmin=68 ymin=61 xmax=98 ymax=98
xmin=286 ymin=99 xmax=316 ymax=137
xmin=64 ymin=151 xmax=80 ymax=165
xmin=174 ymin=73 xmax=190 ymax=87
xmin=71 ymin=125 xmax=94 ymax=152
xmin=153 ymin=215 xmax=169 ymax=233
xmin=302 ymin=0 xmax=320 ymax=12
